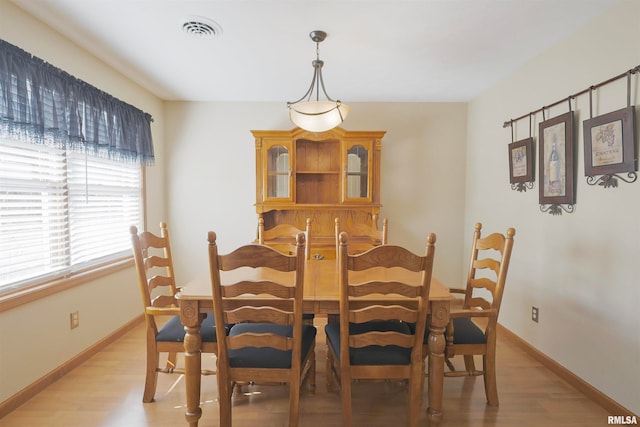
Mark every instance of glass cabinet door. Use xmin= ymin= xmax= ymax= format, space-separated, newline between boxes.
xmin=265 ymin=143 xmax=293 ymax=200
xmin=343 ymin=141 xmax=372 ymax=202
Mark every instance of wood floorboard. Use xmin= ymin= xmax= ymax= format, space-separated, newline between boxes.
xmin=1 ymin=317 xmax=611 ymax=427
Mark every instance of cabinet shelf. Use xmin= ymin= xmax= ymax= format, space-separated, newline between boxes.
xmin=296 ymin=170 xmax=340 ymax=175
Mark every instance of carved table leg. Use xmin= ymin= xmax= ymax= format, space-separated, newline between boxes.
xmin=427 ymin=300 xmax=449 ymax=423
xmin=181 ymin=300 xmax=203 ymax=427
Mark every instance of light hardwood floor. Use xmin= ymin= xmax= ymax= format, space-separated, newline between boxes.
xmin=1 ymin=317 xmax=611 ymax=427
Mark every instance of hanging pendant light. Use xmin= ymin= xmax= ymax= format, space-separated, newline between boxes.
xmin=287 ymin=31 xmax=349 ymax=132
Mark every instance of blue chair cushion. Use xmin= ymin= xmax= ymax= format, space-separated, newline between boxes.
xmin=408 ymin=317 xmax=487 ymax=345
xmin=226 ymin=323 xmax=317 ymax=368
xmin=325 ymin=321 xmax=412 ymax=366
xmin=451 ymin=317 xmax=486 ymax=345
xmin=156 ymin=312 xmax=218 ymax=343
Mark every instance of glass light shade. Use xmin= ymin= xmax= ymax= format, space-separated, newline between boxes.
xmin=288 ymin=101 xmax=350 ymax=133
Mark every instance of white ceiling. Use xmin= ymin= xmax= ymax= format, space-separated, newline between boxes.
xmin=11 ymin=0 xmax=619 ymax=102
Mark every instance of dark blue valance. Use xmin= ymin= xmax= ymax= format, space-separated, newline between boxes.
xmin=0 ymin=39 xmax=154 ymax=165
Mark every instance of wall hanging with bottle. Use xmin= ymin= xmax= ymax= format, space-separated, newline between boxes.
xmin=504 ymin=65 xmax=639 ymax=215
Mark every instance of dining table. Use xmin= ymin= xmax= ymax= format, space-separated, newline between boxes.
xmin=175 ymin=258 xmax=452 ymax=427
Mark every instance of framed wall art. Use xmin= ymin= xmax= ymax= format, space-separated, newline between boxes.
xmin=508 ymin=137 xmax=534 ymax=191
xmin=539 ymin=111 xmax=575 ymax=207
xmin=583 ymin=106 xmax=636 ymax=187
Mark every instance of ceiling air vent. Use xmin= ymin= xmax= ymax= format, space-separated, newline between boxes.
xmin=182 ymin=16 xmax=222 ymax=38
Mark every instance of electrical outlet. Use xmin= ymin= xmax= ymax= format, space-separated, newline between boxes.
xmin=70 ymin=311 xmax=80 ymax=329
xmin=531 ymin=306 xmax=539 ymax=323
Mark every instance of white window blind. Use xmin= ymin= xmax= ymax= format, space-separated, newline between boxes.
xmin=0 ymin=138 xmax=143 ymax=291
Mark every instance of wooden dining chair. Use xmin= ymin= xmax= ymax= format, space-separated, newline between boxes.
xmin=208 ymin=231 xmax=317 ymax=427
xmin=334 ymin=217 xmax=388 ymax=256
xmin=434 ymin=223 xmax=515 ymax=406
xmin=325 ymin=231 xmax=436 ymax=427
xmin=129 ymin=222 xmax=218 ymax=403
xmin=258 ymin=217 xmax=312 ymax=260
xmin=258 ymin=217 xmax=315 ymax=325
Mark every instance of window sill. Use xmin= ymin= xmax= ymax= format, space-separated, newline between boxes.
xmin=0 ymin=257 xmax=135 ymax=313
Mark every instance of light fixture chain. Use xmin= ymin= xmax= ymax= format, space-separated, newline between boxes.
xmin=315 ymin=44 xmax=321 ymax=101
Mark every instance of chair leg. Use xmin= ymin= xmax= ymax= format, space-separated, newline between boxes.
xmin=217 ymin=372 xmax=233 ymax=427
xmin=340 ymin=374 xmax=352 ymax=427
xmin=445 ymin=357 xmax=456 ymax=372
xmin=309 ymin=347 xmax=317 ymax=392
xmin=289 ymin=373 xmax=301 ymax=427
xmin=325 ymin=343 xmax=335 ymax=392
xmin=407 ymin=363 xmax=424 ymax=427
xmin=300 ymin=347 xmax=316 ymax=394
xmin=483 ymin=352 xmax=499 ymax=406
xmin=233 ymin=382 xmax=243 ymax=394
xmin=143 ymin=343 xmax=159 ymax=403
xmin=463 ymin=355 xmax=476 ymax=373
xmin=166 ymin=351 xmax=177 ymax=371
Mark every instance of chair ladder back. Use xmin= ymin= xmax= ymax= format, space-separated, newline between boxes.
xmin=338 ymin=231 xmax=436 ymax=354
xmin=335 ymin=217 xmax=389 ymax=256
xmin=487 ymin=227 xmax=515 ymax=316
xmin=349 ymin=304 xmax=419 ymax=324
xmin=463 ymin=223 xmax=482 ymax=306
xmin=208 ymin=231 xmax=306 ymax=359
xmin=350 ymin=329 xmax=416 ymax=349
xmin=220 ymin=244 xmax=299 ymax=271
xmin=131 ymin=227 xmax=149 ymax=305
xmin=221 ymin=274 xmax=296 ymax=326
xmin=140 ymin=223 xmax=175 ymax=281
xmin=463 ymin=223 xmax=515 ymax=313
xmin=144 ymin=254 xmax=172 ymax=269
xmin=227 ymin=332 xmax=293 ymax=351
xmin=348 ymin=244 xmax=426 ymax=272
xmin=130 ymin=224 xmax=178 ymax=312
xmin=208 ymin=231 xmax=314 ymax=427
xmin=348 ymin=281 xmax=422 ymax=298
xmin=330 ymin=231 xmax=436 ymax=427
xmin=258 ymin=217 xmax=311 ymax=260
xmin=159 ymin=222 xmax=176 ymax=282
xmin=221 ymin=280 xmax=296 ymax=298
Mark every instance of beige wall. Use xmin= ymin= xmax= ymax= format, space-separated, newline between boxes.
xmin=163 ymin=102 xmax=468 ymax=287
xmin=0 ymin=0 xmax=166 ymax=403
xmin=465 ymin=0 xmax=640 ymax=415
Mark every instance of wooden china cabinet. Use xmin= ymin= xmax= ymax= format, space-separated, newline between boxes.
xmin=253 ymin=127 xmax=385 ymax=259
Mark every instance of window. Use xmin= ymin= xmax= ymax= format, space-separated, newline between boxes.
xmin=0 ymin=39 xmax=152 ymax=300
xmin=0 ymin=138 xmax=143 ymax=293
